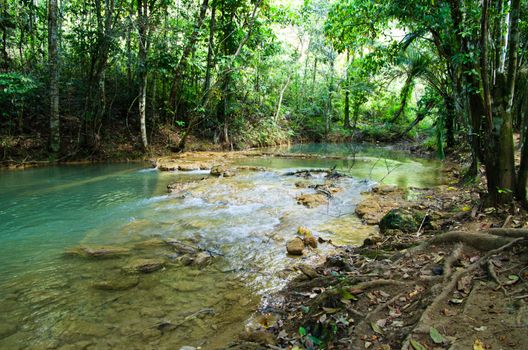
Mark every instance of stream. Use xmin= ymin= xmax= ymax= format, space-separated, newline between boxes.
xmin=0 ymin=144 xmax=444 ymax=349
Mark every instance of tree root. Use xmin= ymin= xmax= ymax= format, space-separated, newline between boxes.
xmin=443 ymin=243 xmax=464 ymax=281
xmin=487 ymin=228 xmax=528 ymax=238
xmin=400 ymin=237 xmax=525 ymax=350
xmin=486 ymin=259 xmax=507 ymax=295
xmin=345 ymin=279 xmax=407 ymax=292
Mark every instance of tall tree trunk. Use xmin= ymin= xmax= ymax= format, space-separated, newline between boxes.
xmin=1 ymin=0 xmax=9 ymax=71
xmin=203 ymin=4 xmax=215 ymax=100
xmin=517 ymin=118 xmax=528 ymax=204
xmin=326 ymin=57 xmax=335 ymax=137
xmin=48 ymin=0 xmax=60 ymax=154
xmin=344 ymin=49 xmax=351 ymax=129
xmin=444 ymin=97 xmax=456 ymax=149
xmin=138 ymin=0 xmax=149 ymax=150
xmin=311 ymin=57 xmax=317 ymax=97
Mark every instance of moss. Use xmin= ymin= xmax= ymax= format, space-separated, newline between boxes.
xmin=379 ymin=208 xmax=418 ymax=233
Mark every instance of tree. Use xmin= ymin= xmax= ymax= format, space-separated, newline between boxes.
xmin=48 ymin=0 xmax=60 ymax=154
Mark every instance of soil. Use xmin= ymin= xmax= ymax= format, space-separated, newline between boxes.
xmin=230 ymin=162 xmax=528 ymax=350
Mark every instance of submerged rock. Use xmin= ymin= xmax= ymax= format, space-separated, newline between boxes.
xmin=286 ymin=237 xmax=304 ymax=255
xmin=193 ymin=251 xmax=213 ymax=267
xmin=165 ymin=239 xmax=199 ymax=254
xmin=92 ymin=275 xmax=140 ymax=291
xmin=296 ymin=193 xmax=328 ymax=208
xmin=133 ymin=238 xmax=166 ymax=250
xmin=123 ymin=258 xmax=165 ymax=273
xmin=64 ymin=246 xmax=130 ymax=259
xmin=379 ymin=208 xmax=418 ymax=234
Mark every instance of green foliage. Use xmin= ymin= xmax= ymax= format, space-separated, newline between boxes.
xmin=0 ymin=73 xmax=37 ymax=100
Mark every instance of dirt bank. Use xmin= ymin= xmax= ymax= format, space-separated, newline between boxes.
xmin=228 ymin=164 xmax=528 ymax=350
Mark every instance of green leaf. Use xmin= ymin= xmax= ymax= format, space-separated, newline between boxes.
xmin=410 ymin=338 xmax=427 ymax=350
xmin=370 ymin=321 xmax=384 ymax=334
xmin=340 ymin=289 xmax=358 ymax=300
xmin=307 ymin=335 xmax=323 ymax=345
xmin=299 ymin=326 xmax=307 ymax=337
xmin=429 ymin=327 xmax=446 ymax=344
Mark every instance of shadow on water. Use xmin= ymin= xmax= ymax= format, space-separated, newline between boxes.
xmin=0 ymin=145 xmax=444 ymax=349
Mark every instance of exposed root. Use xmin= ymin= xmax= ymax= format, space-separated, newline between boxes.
xmin=443 ymin=243 xmax=464 ymax=280
xmin=486 ymin=259 xmax=507 ymax=295
xmin=401 ymin=237 xmax=525 ymax=349
xmin=346 ymin=279 xmax=407 ymax=292
xmin=487 ymin=228 xmax=528 ymax=238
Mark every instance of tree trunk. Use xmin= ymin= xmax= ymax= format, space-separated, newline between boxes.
xmin=203 ymin=5 xmax=216 ymax=100
xmin=517 ymin=120 xmax=528 ymax=204
xmin=444 ymin=95 xmax=456 ymax=148
xmin=48 ymin=0 xmax=60 ymax=154
xmin=1 ymin=0 xmax=9 ymax=71
xmin=138 ymin=0 xmax=148 ymax=150
xmin=344 ymin=49 xmax=351 ymax=129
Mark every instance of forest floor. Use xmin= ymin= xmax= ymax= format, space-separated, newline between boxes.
xmin=228 ymin=160 xmax=528 ymax=350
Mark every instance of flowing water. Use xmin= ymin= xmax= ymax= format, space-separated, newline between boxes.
xmin=0 ymin=144 xmax=444 ymax=349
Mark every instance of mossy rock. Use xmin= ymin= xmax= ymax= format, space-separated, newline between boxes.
xmin=379 ymin=208 xmax=418 ymax=234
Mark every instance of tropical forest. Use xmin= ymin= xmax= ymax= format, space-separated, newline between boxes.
xmin=1 ymin=0 xmax=528 ymax=349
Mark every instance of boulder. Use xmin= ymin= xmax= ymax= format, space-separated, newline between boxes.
xmin=286 ymin=237 xmax=304 ymax=255
xmin=355 ymin=197 xmax=381 ymax=218
xmin=379 ymin=208 xmax=418 ymax=234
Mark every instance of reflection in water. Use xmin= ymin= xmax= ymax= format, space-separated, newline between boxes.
xmin=0 ymin=145 xmax=443 ymax=349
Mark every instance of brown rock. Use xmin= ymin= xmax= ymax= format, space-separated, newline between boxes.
xmin=304 ymin=235 xmax=318 ymax=248
xmin=355 ymin=197 xmax=381 ymax=218
xmin=178 ymin=163 xmax=200 ymax=171
xmin=286 ymin=237 xmax=304 ymax=255
xmin=296 ymin=193 xmax=328 ymax=208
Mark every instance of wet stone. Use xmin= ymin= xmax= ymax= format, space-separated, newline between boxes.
xmin=92 ymin=275 xmax=140 ymax=291
xmin=286 ymin=237 xmax=304 ymax=255
xmin=123 ymin=258 xmax=165 ymax=273
xmin=296 ymin=193 xmax=328 ymax=208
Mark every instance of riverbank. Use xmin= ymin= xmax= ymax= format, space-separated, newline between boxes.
xmin=229 ymin=163 xmax=528 ymax=350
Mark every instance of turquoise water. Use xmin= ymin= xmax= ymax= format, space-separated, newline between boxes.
xmin=0 ymin=145 xmax=444 ymax=349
